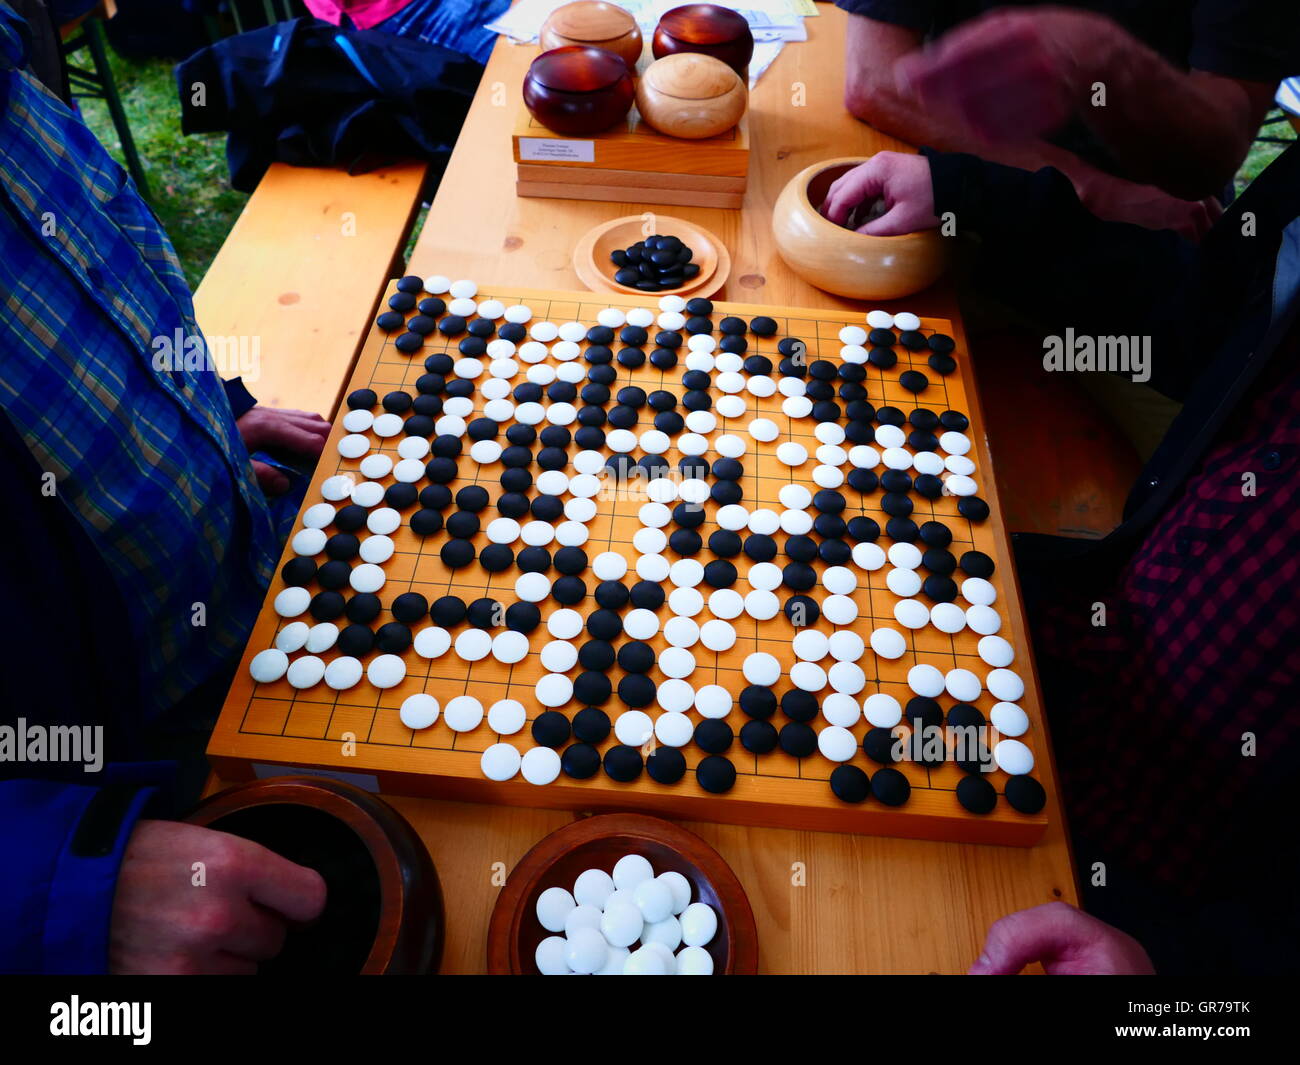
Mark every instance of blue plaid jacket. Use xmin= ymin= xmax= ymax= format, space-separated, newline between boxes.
xmin=0 ymin=3 xmax=282 ymax=972
xmin=0 ymin=5 xmax=280 ymax=713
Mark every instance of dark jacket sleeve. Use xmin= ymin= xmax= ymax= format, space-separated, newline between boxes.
xmin=0 ymin=778 xmax=158 ymax=973
xmin=924 ymin=147 xmax=1197 ymax=343
xmin=222 ymin=375 xmax=257 ymax=419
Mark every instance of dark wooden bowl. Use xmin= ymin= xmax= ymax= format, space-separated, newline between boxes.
xmin=487 ymin=813 xmax=758 ymax=974
xmin=187 ymin=777 xmax=443 ymax=974
xmin=523 ymin=45 xmax=636 ymax=136
xmin=652 ymin=4 xmax=754 ymax=77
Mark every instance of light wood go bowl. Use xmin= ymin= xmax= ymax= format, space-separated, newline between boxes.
xmin=540 ymin=1 xmax=643 ymax=70
xmin=573 ymin=213 xmax=730 ymax=298
xmin=636 ymin=53 xmax=747 ymax=139
xmin=486 ymin=813 xmax=758 ymax=974
xmin=772 ymin=156 xmax=948 ymax=301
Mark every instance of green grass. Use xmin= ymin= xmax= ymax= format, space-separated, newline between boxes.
xmin=1236 ymin=117 xmax=1296 ymax=193
xmin=75 ymin=44 xmax=247 ymax=291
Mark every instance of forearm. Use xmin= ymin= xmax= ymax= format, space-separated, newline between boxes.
xmin=846 ymin=39 xmax=1111 ymax=202
xmin=1087 ymin=30 xmax=1259 ymax=197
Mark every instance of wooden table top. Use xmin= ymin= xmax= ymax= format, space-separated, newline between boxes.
xmin=389 ymin=5 xmax=1079 ymax=974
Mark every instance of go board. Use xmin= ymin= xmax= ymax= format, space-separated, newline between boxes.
xmin=208 ymin=280 xmax=1053 ymax=846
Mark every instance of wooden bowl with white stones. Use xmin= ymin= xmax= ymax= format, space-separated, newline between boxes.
xmin=488 ymin=813 xmax=758 ymax=974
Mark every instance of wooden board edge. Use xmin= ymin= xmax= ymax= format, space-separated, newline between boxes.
xmin=517 ymin=180 xmax=744 ymax=209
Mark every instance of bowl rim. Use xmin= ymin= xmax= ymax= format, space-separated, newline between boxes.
xmin=792 ymin=156 xmax=924 ymax=243
xmin=486 ymin=812 xmax=759 ymax=974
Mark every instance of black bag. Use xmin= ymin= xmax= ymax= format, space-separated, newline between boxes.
xmin=176 ymin=16 xmax=481 ymax=190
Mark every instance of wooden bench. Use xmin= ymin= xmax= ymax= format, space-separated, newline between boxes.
xmin=193 ymin=160 xmax=429 ymax=418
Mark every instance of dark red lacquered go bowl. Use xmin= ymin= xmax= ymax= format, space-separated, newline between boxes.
xmin=523 ymin=45 xmax=636 ymax=136
xmin=652 ymin=4 xmax=754 ymax=77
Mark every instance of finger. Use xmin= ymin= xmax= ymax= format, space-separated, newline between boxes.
xmin=251 ymin=460 xmax=290 ymax=496
xmin=240 ymin=845 xmax=328 ymax=924
xmin=220 ymin=901 xmax=290 ymax=961
xmin=822 ymin=161 xmax=888 ymax=226
xmin=256 ymin=418 xmax=330 ymax=457
xmin=273 ymin=409 xmax=331 ymax=431
xmin=969 ymin=901 xmax=1088 ymax=974
xmin=860 ymin=202 xmax=922 ymax=237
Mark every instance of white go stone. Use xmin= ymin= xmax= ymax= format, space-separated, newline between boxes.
xmin=817 ymin=725 xmax=858 ymax=762
xmin=993 ymin=738 xmax=1034 ymax=776
xmin=399 ymin=693 xmax=440 ymax=730
xmin=699 ymin=619 xmax=736 ymax=652
xmin=870 ymin=627 xmax=907 ymax=660
xmin=828 ymin=630 xmax=865 ymax=662
xmin=991 ymin=701 xmax=1030 ymax=737
xmin=413 ymin=626 xmax=452 ymax=659
xmin=978 ymin=635 xmax=1015 ymax=667
xmin=930 ymin=602 xmax=967 ymax=634
xmin=444 ymin=695 xmax=484 ymax=731
xmin=481 ymin=744 xmax=522 ymax=782
xmin=863 ymin=693 xmax=903 ymax=728
xmin=987 ymin=668 xmax=1025 ymax=702
xmin=488 ymin=699 xmax=528 ymax=735
xmin=966 ymin=604 xmax=1002 ymax=635
xmin=521 ymin=746 xmax=561 ymax=786
xmin=742 ymin=652 xmax=781 ymax=686
xmin=249 ymin=649 xmax=288 ymax=684
xmin=908 ymin=664 xmax=945 ymax=698
xmin=655 ymin=712 xmax=694 ymax=747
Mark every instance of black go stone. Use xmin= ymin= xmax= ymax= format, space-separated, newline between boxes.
xmin=696 ymin=755 xmax=736 ymax=794
xmin=562 ymin=743 xmax=602 ymax=780
xmin=532 ymin=711 xmax=572 ymax=748
xmin=740 ymin=685 xmax=777 ymax=719
xmin=871 ymin=767 xmax=911 ymax=806
xmin=345 ymin=593 xmax=382 ymax=624
xmin=778 ymin=722 xmax=817 ymax=758
xmin=603 ymin=745 xmax=643 ymax=783
xmin=646 ymin=747 xmax=686 ymax=785
xmin=629 ymin=581 xmax=665 ymax=610
xmin=579 ymin=639 xmax=616 ymax=671
xmin=830 ymin=765 xmax=871 ymax=804
xmin=740 ymin=719 xmax=778 ymax=754
xmin=506 ymin=602 xmax=541 ymax=633
xmin=1005 ymin=776 xmax=1047 ymax=814
xmin=374 ymin=622 xmax=411 ymax=653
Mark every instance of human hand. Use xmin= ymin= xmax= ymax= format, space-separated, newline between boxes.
xmin=235 ymin=406 xmax=330 ymax=494
xmin=820 ymin=151 xmax=939 ymax=236
xmin=969 ymin=901 xmax=1155 ymax=975
xmin=109 ymin=819 xmax=327 ymax=975
xmin=894 ymin=8 xmax=1114 ymax=144
xmin=1081 ymin=174 xmax=1222 ymax=241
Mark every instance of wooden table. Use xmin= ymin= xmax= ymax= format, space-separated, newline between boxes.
xmin=379 ymin=5 xmax=1077 ymax=974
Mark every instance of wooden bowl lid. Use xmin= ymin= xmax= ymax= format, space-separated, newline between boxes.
xmin=643 ymin=52 xmax=739 ymax=100
xmin=529 ymin=45 xmax=630 ymax=92
xmin=548 ymin=1 xmax=637 ymax=42
xmin=658 ymin=3 xmax=749 ymax=45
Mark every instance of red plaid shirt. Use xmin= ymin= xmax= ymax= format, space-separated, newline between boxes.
xmin=1035 ymin=341 xmax=1300 ymax=895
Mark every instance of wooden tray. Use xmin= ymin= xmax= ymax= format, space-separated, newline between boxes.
xmin=572 ymin=213 xmax=725 ymax=297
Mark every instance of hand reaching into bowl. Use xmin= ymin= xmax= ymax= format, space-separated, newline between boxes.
xmin=820 ymin=152 xmax=940 ymax=236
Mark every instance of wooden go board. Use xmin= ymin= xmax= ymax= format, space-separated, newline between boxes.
xmin=209 ymin=284 xmax=1052 ymax=846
